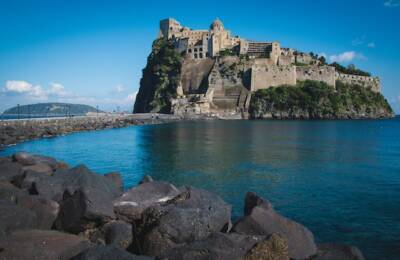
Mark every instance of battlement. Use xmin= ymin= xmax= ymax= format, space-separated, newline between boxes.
xmin=335 ymin=72 xmax=380 ymax=92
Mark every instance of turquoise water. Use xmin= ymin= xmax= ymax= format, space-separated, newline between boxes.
xmin=1 ymin=118 xmax=400 ymax=259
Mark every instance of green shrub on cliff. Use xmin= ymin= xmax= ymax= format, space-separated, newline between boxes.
xmin=133 ymin=38 xmax=182 ymax=113
xmin=330 ymin=62 xmax=371 ymax=77
xmin=249 ymin=80 xmax=393 ymax=119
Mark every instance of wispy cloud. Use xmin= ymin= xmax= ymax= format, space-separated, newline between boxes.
xmin=1 ymin=80 xmax=137 ymax=112
xmin=352 ymin=36 xmax=376 ymax=48
xmin=352 ymin=36 xmax=365 ymax=46
xmin=384 ymin=0 xmax=400 ymax=7
xmin=329 ymin=51 xmax=366 ymax=63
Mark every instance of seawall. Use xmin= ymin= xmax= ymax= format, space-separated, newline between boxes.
xmin=0 ymin=114 xmax=182 ymax=147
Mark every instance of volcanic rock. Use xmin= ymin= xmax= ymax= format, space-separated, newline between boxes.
xmin=232 ymin=192 xmax=317 ymax=259
xmin=0 ymin=229 xmax=92 ymax=260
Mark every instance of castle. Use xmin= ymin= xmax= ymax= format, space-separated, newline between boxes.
xmin=158 ymin=18 xmax=381 ymax=116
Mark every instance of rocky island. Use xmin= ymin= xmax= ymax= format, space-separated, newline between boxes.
xmin=134 ymin=18 xmax=393 ymax=119
xmin=2 ymin=103 xmax=102 ymax=118
xmin=0 ymin=152 xmax=365 ymax=259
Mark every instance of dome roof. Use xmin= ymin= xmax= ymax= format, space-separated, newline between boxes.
xmin=210 ymin=18 xmax=224 ymax=30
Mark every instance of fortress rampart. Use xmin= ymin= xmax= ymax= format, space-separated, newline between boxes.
xmin=335 ymin=72 xmax=380 ymax=92
xmin=296 ymin=66 xmax=336 ymax=87
xmin=250 ymin=64 xmax=296 ymax=91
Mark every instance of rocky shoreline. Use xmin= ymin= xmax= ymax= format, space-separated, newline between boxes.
xmin=0 ymin=114 xmax=182 ymax=148
xmin=0 ymin=152 xmax=365 ymax=259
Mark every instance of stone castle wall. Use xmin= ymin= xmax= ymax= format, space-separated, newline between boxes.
xmin=296 ymin=66 xmax=336 ymax=86
xmin=335 ymin=72 xmax=380 ymax=92
xmin=250 ymin=64 xmax=296 ymax=91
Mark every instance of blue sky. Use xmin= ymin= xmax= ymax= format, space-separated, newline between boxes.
xmin=0 ymin=0 xmax=399 ymax=113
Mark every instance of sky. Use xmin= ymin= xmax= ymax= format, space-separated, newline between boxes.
xmin=0 ymin=0 xmax=399 ymax=113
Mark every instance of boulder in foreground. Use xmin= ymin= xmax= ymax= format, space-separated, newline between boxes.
xmin=161 ymin=232 xmax=289 ymax=260
xmin=113 ymin=181 xmax=181 ymax=221
xmin=0 ymin=229 xmax=92 ymax=260
xmin=233 ymin=192 xmax=317 ymax=259
xmin=72 ymin=245 xmax=153 ymax=260
xmin=138 ymin=187 xmax=232 ymax=256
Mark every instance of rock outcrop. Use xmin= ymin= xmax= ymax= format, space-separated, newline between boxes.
xmin=233 ymin=192 xmax=317 ymax=259
xmin=0 ymin=152 xmax=366 ymax=259
xmin=249 ymin=80 xmax=394 ymax=119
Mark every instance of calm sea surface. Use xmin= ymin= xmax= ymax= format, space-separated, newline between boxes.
xmin=1 ymin=118 xmax=400 ymax=259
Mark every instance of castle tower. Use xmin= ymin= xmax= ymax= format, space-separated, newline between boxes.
xmin=210 ymin=18 xmax=224 ymax=32
xmin=159 ymin=18 xmax=182 ymax=39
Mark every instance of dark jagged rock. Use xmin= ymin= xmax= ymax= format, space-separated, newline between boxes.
xmin=315 ymin=243 xmax=365 ymax=260
xmin=0 ymin=160 xmax=23 ymax=182
xmin=103 ymin=220 xmax=133 ymax=249
xmin=0 ymin=181 xmax=28 ymax=203
xmin=55 ymin=188 xmax=116 ymax=233
xmin=160 ymin=232 xmax=267 ymax=259
xmin=0 ymin=229 xmax=92 ymax=260
xmin=113 ymin=181 xmax=181 ymax=221
xmin=56 ymin=165 xmax=121 ymax=199
xmin=71 ymin=245 xmax=153 ymax=260
xmin=12 ymin=152 xmax=58 ymax=169
xmin=232 ymin=192 xmax=317 ymax=259
xmin=104 ymin=172 xmax=124 ymax=193
xmin=0 ymin=199 xmax=38 ymax=239
xmin=14 ymin=165 xmax=121 ymax=233
xmin=16 ymin=195 xmax=59 ymax=229
xmin=17 ymin=170 xmax=66 ymax=200
xmin=138 ymin=187 xmax=232 ymax=256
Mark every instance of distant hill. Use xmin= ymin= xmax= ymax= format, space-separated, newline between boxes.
xmin=2 ymin=103 xmax=101 ymax=116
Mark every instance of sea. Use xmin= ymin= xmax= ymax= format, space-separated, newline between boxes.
xmin=1 ymin=118 xmax=399 ymax=259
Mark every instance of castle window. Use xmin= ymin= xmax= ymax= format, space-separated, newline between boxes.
xmin=200 ymin=48 xmax=203 ymax=51
xmin=188 ymin=49 xmax=192 ymax=53
xmin=194 ymin=53 xmax=198 ymax=59
xmin=194 ymin=48 xmax=198 ymax=52
xmin=199 ymin=53 xmax=203 ymax=58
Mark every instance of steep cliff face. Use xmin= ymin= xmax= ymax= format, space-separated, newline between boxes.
xmin=249 ymin=80 xmax=394 ymax=119
xmin=133 ymin=39 xmax=182 ymax=113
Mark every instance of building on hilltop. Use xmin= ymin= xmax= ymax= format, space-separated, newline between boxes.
xmin=160 ymin=18 xmax=380 ymax=99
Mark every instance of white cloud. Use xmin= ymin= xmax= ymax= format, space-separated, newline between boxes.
xmin=329 ymin=51 xmax=356 ymax=63
xmin=367 ymin=42 xmax=376 ymax=48
xmin=319 ymin=52 xmax=327 ymax=58
xmin=329 ymin=51 xmax=366 ymax=63
xmin=3 ymin=80 xmax=46 ymax=99
xmin=384 ymin=0 xmax=400 ymax=7
xmin=1 ymin=80 xmax=138 ymax=112
xmin=4 ymin=80 xmax=32 ymax=93
xmin=48 ymin=82 xmax=68 ymax=97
